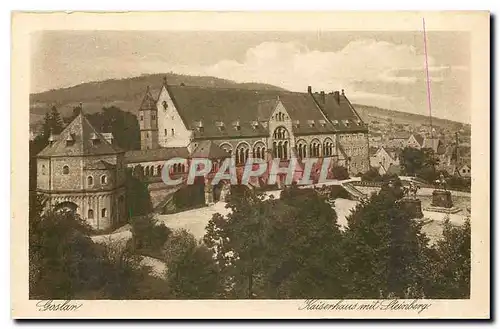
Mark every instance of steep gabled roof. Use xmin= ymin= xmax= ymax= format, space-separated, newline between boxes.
xmin=37 ymin=112 xmax=123 ymax=157
xmin=164 ymin=85 xmax=356 ymax=138
xmin=392 ymin=132 xmax=411 ymax=140
xmin=411 ymin=134 xmax=425 ymax=146
xmin=423 ymin=138 xmax=444 ymax=154
xmin=190 ymin=140 xmax=230 ymax=159
xmin=139 ymin=87 xmax=157 ymax=111
xmin=313 ymin=92 xmax=368 ymax=132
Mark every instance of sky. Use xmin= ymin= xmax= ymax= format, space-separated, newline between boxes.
xmin=31 ymin=31 xmax=471 ymax=123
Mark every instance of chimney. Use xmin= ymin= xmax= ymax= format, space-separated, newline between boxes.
xmin=333 ymin=91 xmax=340 ymax=105
xmin=320 ymin=91 xmax=325 ymax=105
xmin=307 ymin=86 xmax=312 ymax=94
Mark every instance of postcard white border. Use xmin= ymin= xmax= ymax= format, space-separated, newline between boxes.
xmin=11 ymin=11 xmax=490 ymax=319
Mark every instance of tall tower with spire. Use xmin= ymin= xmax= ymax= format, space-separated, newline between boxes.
xmin=139 ymin=85 xmax=159 ymax=150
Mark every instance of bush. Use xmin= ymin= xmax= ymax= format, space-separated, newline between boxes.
xmin=130 ymin=215 xmax=172 ymax=259
xmin=172 ymin=184 xmax=205 ymax=211
xmin=446 ymin=176 xmax=471 ymax=192
xmin=331 ymin=166 xmax=350 ymax=180
xmin=326 ymin=185 xmax=351 ymax=200
xmin=361 ymin=168 xmax=382 ymax=182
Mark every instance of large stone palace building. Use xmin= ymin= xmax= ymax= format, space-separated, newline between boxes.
xmin=36 ymin=111 xmax=127 ymax=230
xmin=125 ymin=78 xmax=370 ymax=183
xmin=35 ymin=78 xmax=370 ymax=227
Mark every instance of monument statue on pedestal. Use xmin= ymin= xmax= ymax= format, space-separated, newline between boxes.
xmin=400 ymin=181 xmax=423 ymax=218
xmin=431 ymin=173 xmax=454 ymax=208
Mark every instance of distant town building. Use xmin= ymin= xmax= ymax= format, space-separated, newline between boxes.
xmin=407 ymin=133 xmax=445 ymax=154
xmin=386 ymin=132 xmax=411 ymax=149
xmin=370 ymin=146 xmax=400 ymax=175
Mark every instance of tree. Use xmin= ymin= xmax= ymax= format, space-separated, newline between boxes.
xmin=29 ymin=191 xmax=150 ymax=299
xmin=163 ymin=229 xmax=221 ymax=299
xmin=400 ymin=147 xmax=439 ymax=182
xmin=126 ymin=168 xmax=153 ymax=217
xmin=41 ymin=106 xmax=64 ymax=138
xmin=425 ymin=217 xmax=471 ymax=298
xmin=361 ymin=167 xmax=382 ymax=182
xmin=265 ymin=186 xmax=347 ymax=298
xmin=204 ymin=188 xmax=270 ymax=298
xmin=204 ymin=185 xmax=347 ymax=299
xmin=331 ymin=165 xmax=350 ymax=180
xmin=86 ymin=106 xmax=141 ymax=151
xmin=130 ymin=214 xmax=171 ymax=259
xmin=343 ymin=183 xmax=431 ymax=298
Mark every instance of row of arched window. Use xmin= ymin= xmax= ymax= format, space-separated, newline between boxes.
xmin=273 ymin=126 xmax=289 ymax=140
xmin=220 ymin=142 xmax=267 ymax=165
xmin=140 ymin=163 xmax=187 ymax=177
xmin=296 ymin=138 xmax=335 ymax=158
xmin=274 ymin=112 xmax=287 ymax=121
xmin=88 ymin=208 xmax=107 ymax=219
xmin=220 ymin=138 xmax=335 ymax=163
xmin=272 ymin=141 xmax=289 ymax=160
xmin=87 ymin=175 xmax=108 ymax=186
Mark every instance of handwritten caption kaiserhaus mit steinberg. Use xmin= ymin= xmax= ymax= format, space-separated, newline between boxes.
xmin=299 ymin=299 xmax=432 ymax=314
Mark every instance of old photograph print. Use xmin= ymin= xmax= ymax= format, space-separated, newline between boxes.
xmin=12 ymin=12 xmax=490 ymax=318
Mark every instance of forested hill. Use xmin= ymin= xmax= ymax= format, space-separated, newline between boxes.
xmin=353 ymin=104 xmax=467 ymax=131
xmin=29 ymin=73 xmax=286 ymax=121
xmin=30 ymin=73 xmax=468 ymax=131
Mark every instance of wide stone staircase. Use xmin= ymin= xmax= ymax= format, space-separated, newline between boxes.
xmin=341 ymin=182 xmax=367 ymax=201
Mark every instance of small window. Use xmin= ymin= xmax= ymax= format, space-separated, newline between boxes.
xmin=171 ymin=128 xmax=175 ymax=136
xmin=88 ymin=209 xmax=94 ymax=219
xmin=62 ymin=165 xmax=69 ymax=175
xmin=164 ymin=129 xmax=167 ymax=136
xmin=162 ymin=101 xmax=168 ymax=110
xmin=101 ymin=175 xmax=108 ymax=185
xmin=41 ymin=165 xmax=46 ymax=175
xmin=146 ymin=132 xmax=149 ymax=138
xmin=140 ymin=115 xmax=144 ymax=121
xmin=101 ymin=208 xmax=107 ymax=218
xmin=152 ymin=114 xmax=156 ymax=120
xmin=87 ymin=176 xmax=93 ymax=186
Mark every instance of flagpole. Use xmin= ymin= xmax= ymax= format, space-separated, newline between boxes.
xmin=423 ymin=18 xmax=433 ymax=140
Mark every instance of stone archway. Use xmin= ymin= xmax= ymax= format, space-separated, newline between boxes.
xmin=54 ymin=201 xmax=78 ymax=214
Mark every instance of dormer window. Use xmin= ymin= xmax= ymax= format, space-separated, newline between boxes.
xmin=216 ymin=121 xmax=225 ymax=131
xmin=195 ymin=121 xmax=204 ymax=132
xmin=333 ymin=120 xmax=339 ymax=125
xmin=233 ymin=121 xmax=241 ymax=131
xmin=66 ymin=133 xmax=75 ymax=146
xmin=307 ymin=120 xmax=315 ymax=128
xmin=90 ymin=133 xmax=101 ymax=145
xmin=343 ymin=120 xmax=350 ymax=127
xmin=319 ymin=119 xmax=326 ymax=127
xmin=251 ymin=121 xmax=259 ymax=129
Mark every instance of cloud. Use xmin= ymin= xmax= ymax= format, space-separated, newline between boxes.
xmin=160 ymin=40 xmax=435 ymax=93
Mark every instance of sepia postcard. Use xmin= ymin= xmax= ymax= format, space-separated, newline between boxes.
xmin=11 ymin=11 xmax=490 ymax=319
